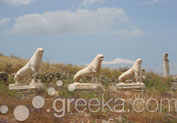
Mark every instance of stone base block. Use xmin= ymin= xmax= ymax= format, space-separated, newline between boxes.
xmin=9 ymin=79 xmax=45 ymax=90
xmin=171 ymin=82 xmax=177 ymax=90
xmin=68 ymin=82 xmax=104 ymax=91
xmin=116 ymin=82 xmax=145 ymax=89
xmin=115 ymin=82 xmax=145 ymax=98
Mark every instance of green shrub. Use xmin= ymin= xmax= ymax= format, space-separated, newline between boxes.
xmin=144 ymin=72 xmax=171 ymax=92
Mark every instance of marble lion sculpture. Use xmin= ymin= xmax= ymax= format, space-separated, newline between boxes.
xmin=118 ymin=58 xmax=142 ymax=82
xmin=14 ymin=48 xmax=44 ymax=84
xmin=73 ymin=54 xmax=104 ymax=82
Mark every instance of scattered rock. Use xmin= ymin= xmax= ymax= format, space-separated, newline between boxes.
xmin=172 ymin=75 xmax=177 ymax=82
xmin=36 ymin=72 xmax=61 ymax=82
xmin=171 ymin=82 xmax=177 ymax=90
xmin=115 ymin=115 xmax=123 ymax=122
xmin=0 ymin=72 xmax=8 ymax=82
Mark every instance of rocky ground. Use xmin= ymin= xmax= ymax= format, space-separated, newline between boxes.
xmin=1 ymin=87 xmax=177 ymax=122
xmin=0 ymin=72 xmax=177 ymax=123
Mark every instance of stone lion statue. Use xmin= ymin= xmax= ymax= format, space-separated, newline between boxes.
xmin=118 ymin=58 xmax=142 ymax=83
xmin=14 ymin=48 xmax=44 ymax=84
xmin=73 ymin=54 xmax=104 ymax=82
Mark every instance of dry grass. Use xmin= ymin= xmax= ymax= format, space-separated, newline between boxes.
xmin=0 ymin=55 xmax=121 ymax=75
xmin=0 ymin=54 xmax=177 ymax=123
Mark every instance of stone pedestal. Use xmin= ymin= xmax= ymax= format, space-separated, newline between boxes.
xmin=9 ymin=79 xmax=45 ymax=90
xmin=170 ymin=76 xmax=177 ymax=91
xmin=171 ymin=82 xmax=177 ymax=91
xmin=116 ymin=82 xmax=145 ymax=89
xmin=116 ymin=82 xmax=145 ymax=98
xmin=68 ymin=82 xmax=104 ymax=91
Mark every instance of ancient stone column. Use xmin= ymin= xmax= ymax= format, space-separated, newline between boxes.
xmin=163 ymin=53 xmax=170 ymax=77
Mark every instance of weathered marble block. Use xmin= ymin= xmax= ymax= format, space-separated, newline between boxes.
xmin=171 ymin=82 xmax=177 ymax=91
xmin=170 ymin=76 xmax=177 ymax=91
xmin=115 ymin=81 xmax=145 ymax=98
xmin=9 ymin=79 xmax=45 ymax=90
xmin=68 ymin=82 xmax=104 ymax=91
xmin=116 ymin=82 xmax=145 ymax=89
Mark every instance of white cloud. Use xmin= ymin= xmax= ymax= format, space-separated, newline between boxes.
xmin=137 ymin=0 xmax=160 ymax=5
xmin=147 ymin=0 xmax=160 ymax=4
xmin=151 ymin=0 xmax=159 ymax=3
xmin=80 ymin=0 xmax=105 ymax=6
xmin=103 ymin=58 xmax=135 ymax=65
xmin=0 ymin=18 xmax=10 ymax=26
xmin=113 ymin=27 xmax=144 ymax=38
xmin=81 ymin=0 xmax=160 ymax=6
xmin=8 ymin=8 xmax=143 ymax=37
xmin=3 ymin=0 xmax=33 ymax=5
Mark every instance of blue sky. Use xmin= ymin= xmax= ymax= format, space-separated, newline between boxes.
xmin=0 ymin=0 xmax=177 ymax=74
